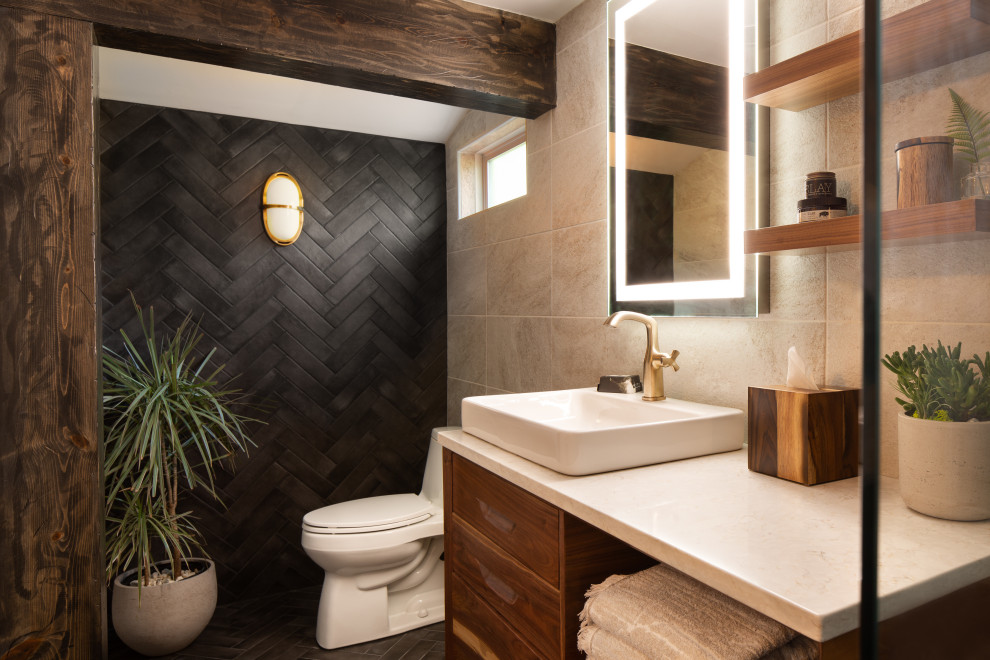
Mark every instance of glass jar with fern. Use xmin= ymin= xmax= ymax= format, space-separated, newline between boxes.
xmin=103 ymin=297 xmax=257 ymax=655
xmin=947 ymin=88 xmax=990 ymax=200
xmin=961 ymin=161 xmax=990 ymax=200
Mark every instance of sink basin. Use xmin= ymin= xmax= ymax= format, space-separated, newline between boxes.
xmin=461 ymin=388 xmax=744 ymax=475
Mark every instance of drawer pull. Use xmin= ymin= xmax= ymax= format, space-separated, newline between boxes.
xmin=478 ymin=561 xmax=519 ymax=605
xmin=478 ymin=499 xmax=516 ymax=534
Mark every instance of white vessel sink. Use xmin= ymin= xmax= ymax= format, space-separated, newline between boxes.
xmin=461 ymin=388 xmax=745 ymax=475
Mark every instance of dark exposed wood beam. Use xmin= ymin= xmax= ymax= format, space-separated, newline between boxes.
xmin=0 ymin=0 xmax=556 ymax=119
xmin=610 ymin=41 xmax=727 ymax=151
xmin=0 ymin=7 xmax=103 ymax=659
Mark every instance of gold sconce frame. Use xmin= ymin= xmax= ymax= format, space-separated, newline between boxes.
xmin=262 ymin=172 xmax=304 ymax=246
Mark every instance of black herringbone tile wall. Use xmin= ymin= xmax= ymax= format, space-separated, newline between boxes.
xmin=99 ymin=100 xmax=447 ymax=602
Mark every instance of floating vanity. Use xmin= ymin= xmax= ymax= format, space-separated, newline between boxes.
xmin=439 ymin=428 xmax=990 ymax=658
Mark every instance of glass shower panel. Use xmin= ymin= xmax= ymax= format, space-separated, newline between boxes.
xmin=759 ymin=1 xmax=869 ymax=656
xmin=874 ymin=0 xmax=990 ymax=656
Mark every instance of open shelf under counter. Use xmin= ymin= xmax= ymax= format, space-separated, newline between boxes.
xmin=744 ymin=0 xmax=990 ymax=111
xmin=744 ymin=198 xmax=990 ymax=255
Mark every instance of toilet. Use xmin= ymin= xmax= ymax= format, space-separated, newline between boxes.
xmin=301 ymin=427 xmax=453 ymax=650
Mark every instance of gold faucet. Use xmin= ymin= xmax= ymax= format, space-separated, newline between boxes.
xmin=604 ymin=311 xmax=680 ymax=401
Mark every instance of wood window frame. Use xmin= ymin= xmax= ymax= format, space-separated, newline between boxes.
xmin=456 ymin=118 xmax=526 ymax=219
xmin=481 ymin=132 xmax=526 ymax=210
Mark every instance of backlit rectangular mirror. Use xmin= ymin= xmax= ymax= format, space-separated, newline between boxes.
xmin=608 ymin=0 xmax=768 ymax=317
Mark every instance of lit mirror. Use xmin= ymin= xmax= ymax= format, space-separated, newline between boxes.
xmin=608 ymin=0 xmax=767 ymax=317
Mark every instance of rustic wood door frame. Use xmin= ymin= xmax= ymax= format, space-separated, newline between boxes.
xmin=0 ymin=8 xmax=103 ymax=659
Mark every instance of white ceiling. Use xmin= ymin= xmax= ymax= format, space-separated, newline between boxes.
xmin=610 ymin=0 xmax=756 ymax=68
xmin=609 ymin=133 xmax=709 ymax=175
xmin=622 ymin=0 xmax=730 ymax=66
xmin=97 ymin=1 xmax=586 ymax=144
xmin=97 ymin=48 xmax=469 ymax=144
xmin=478 ymin=0 xmax=585 ymax=21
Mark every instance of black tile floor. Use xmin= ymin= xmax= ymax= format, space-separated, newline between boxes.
xmin=109 ymin=586 xmax=444 ymax=660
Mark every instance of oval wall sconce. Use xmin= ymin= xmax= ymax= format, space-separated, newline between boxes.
xmin=262 ymin=172 xmax=304 ymax=245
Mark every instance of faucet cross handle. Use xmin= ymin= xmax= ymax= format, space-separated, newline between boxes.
xmin=656 ymin=349 xmax=680 ymax=372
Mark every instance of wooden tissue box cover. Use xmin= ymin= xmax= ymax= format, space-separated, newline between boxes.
xmin=748 ymin=386 xmax=859 ymax=486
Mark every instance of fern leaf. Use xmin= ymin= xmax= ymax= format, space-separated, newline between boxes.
xmin=947 ymin=88 xmax=990 ymax=163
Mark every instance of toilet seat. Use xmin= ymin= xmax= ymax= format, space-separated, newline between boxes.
xmin=303 ymin=493 xmax=435 ymax=534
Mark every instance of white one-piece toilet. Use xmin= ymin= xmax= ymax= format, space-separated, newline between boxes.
xmin=301 ymin=427 xmax=452 ymax=650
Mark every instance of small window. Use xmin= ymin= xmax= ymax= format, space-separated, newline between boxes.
xmin=483 ymin=135 xmax=527 ymax=209
xmin=456 ymin=118 xmax=527 ymax=219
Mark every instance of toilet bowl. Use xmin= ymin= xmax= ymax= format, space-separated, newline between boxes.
xmin=301 ymin=427 xmax=453 ymax=650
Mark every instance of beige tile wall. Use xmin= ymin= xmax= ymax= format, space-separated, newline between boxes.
xmin=445 ymin=0 xmax=611 ymax=422
xmin=447 ymin=0 xmax=990 ymax=478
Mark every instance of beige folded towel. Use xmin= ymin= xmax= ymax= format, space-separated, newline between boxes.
xmin=578 ymin=624 xmax=652 ymax=660
xmin=579 ymin=624 xmax=820 ymax=660
xmin=578 ymin=565 xmax=820 ymax=660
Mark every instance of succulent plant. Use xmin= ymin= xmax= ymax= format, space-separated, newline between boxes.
xmin=881 ymin=341 xmax=990 ymax=422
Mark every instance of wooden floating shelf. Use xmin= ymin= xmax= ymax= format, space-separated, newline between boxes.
xmin=744 ymin=198 xmax=990 ymax=254
xmin=744 ymin=0 xmax=990 ymax=111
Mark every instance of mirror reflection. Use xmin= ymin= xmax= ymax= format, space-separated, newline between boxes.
xmin=619 ymin=141 xmax=730 ymax=286
xmin=608 ymin=0 xmax=766 ymax=317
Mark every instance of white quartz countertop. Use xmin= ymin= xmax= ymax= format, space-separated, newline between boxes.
xmin=438 ymin=429 xmax=990 ymax=642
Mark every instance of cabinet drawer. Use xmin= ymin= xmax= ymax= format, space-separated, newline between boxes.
xmin=450 ymin=577 xmax=544 ymax=660
xmin=451 ymin=519 xmax=560 ymax=660
xmin=452 ymin=454 xmax=559 ymax=584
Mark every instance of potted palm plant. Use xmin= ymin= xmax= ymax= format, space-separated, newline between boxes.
xmin=882 ymin=341 xmax=990 ymax=521
xmin=104 ymin=297 xmax=256 ymax=656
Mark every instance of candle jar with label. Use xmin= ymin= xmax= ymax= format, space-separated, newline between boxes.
xmin=797 ymin=171 xmax=847 ymax=223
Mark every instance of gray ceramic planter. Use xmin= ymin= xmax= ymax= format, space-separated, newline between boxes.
xmin=898 ymin=414 xmax=990 ymax=521
xmin=112 ymin=559 xmax=217 ymax=657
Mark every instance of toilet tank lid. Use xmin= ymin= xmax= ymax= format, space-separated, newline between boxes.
xmin=303 ymin=493 xmax=435 ymax=530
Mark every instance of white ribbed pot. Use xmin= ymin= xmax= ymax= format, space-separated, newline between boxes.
xmin=112 ymin=559 xmax=217 ymax=657
xmin=898 ymin=414 xmax=990 ymax=521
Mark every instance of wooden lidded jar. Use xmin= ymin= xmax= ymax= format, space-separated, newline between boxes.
xmin=894 ymin=136 xmax=954 ymax=208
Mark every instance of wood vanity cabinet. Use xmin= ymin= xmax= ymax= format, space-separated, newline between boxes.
xmin=442 ymin=448 xmax=990 ymax=660
xmin=443 ymin=449 xmax=655 ymax=659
